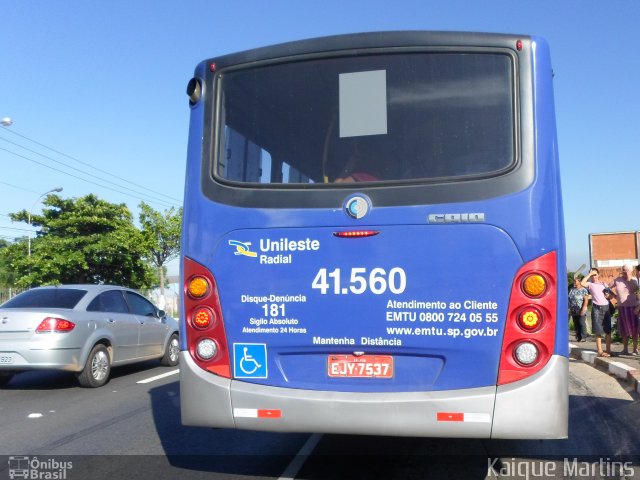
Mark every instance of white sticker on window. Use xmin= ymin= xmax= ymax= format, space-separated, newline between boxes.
xmin=339 ymin=70 xmax=388 ymax=138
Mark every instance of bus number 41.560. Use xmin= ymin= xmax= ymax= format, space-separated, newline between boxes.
xmin=311 ymin=267 xmax=407 ymax=295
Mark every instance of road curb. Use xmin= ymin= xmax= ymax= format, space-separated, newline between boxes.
xmin=570 ymin=343 xmax=640 ymax=394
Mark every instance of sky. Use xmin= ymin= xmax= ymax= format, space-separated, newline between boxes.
xmin=1 ymin=0 xmax=639 ymax=277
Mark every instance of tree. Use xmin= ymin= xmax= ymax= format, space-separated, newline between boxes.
xmin=0 ymin=239 xmax=16 ymax=287
xmin=3 ymin=194 xmax=155 ymax=288
xmin=138 ymin=202 xmax=182 ymax=305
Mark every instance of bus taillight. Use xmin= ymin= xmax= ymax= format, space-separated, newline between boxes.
xmin=333 ymin=230 xmax=380 ymax=238
xmin=192 ymin=307 xmax=216 ymax=329
xmin=195 ymin=338 xmax=219 ymax=361
xmin=187 ymin=276 xmax=210 ymax=298
xmin=498 ymin=251 xmax=557 ymax=385
xmin=183 ymin=257 xmax=231 ymax=378
xmin=517 ymin=307 xmax=543 ymax=331
xmin=522 ymin=273 xmax=547 ymax=297
xmin=513 ymin=341 xmax=539 ymax=366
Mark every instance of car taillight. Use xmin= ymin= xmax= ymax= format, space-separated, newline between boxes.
xmin=36 ymin=317 xmax=76 ymax=333
xmin=183 ymin=257 xmax=230 ymax=377
xmin=497 ymin=251 xmax=557 ymax=385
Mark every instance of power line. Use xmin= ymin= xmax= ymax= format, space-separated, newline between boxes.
xmin=0 ymin=226 xmax=31 ymax=232
xmin=0 ymin=136 xmax=179 ymax=208
xmin=0 ymin=146 xmax=178 ymax=210
xmin=0 ymin=181 xmax=43 ymax=195
xmin=0 ymin=127 xmax=183 ymax=203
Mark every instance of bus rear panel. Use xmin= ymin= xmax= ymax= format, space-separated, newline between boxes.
xmin=180 ymin=31 xmax=568 ymax=439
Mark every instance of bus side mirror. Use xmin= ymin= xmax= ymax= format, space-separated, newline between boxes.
xmin=187 ymin=78 xmax=202 ymax=106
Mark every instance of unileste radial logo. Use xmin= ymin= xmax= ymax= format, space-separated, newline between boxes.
xmin=229 ymin=240 xmax=257 ymax=258
xmin=229 ymin=238 xmax=320 ymax=265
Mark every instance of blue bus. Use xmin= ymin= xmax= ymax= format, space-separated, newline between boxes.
xmin=180 ymin=31 xmax=567 ymax=439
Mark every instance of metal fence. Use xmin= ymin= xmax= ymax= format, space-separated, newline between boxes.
xmin=0 ymin=287 xmax=27 ymax=305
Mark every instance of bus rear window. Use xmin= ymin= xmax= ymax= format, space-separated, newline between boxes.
xmin=216 ymin=51 xmax=515 ymax=185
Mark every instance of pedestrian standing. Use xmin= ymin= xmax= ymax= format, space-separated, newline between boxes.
xmin=568 ymin=276 xmax=589 ymax=342
xmin=610 ymin=264 xmax=639 ymax=355
xmin=581 ymin=268 xmax=612 ymax=357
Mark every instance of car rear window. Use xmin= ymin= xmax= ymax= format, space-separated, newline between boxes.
xmin=1 ymin=288 xmax=88 ymax=309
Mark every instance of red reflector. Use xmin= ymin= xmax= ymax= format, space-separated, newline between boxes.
xmin=206 ymin=364 xmax=231 ymax=377
xmin=333 ymin=230 xmax=379 ymax=238
xmin=257 ymin=409 xmax=282 ymax=418
xmin=437 ymin=412 xmax=464 ymax=422
xmin=516 ymin=40 xmax=523 ymax=51
xmin=36 ymin=317 xmax=75 ymax=332
xmin=210 ymin=62 xmax=217 ymax=72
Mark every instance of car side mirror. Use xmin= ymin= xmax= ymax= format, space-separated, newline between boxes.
xmin=157 ymin=309 xmax=166 ymax=319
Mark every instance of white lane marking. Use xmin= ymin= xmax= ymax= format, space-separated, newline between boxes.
xmin=28 ymin=413 xmax=43 ymax=419
xmin=136 ymin=369 xmax=179 ymax=384
xmin=278 ymin=433 xmax=322 ymax=480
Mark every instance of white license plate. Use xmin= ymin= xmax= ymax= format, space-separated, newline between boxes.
xmin=0 ymin=353 xmax=14 ymax=365
xmin=328 ymin=354 xmax=393 ymax=378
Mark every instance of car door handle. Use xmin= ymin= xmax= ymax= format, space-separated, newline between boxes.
xmin=108 ymin=318 xmax=116 ymax=323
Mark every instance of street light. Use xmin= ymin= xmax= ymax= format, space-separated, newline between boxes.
xmin=0 ymin=117 xmax=12 ymax=127
xmin=28 ymin=187 xmax=63 ymax=257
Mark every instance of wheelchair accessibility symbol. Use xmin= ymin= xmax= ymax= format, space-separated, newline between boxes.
xmin=233 ymin=343 xmax=268 ymax=378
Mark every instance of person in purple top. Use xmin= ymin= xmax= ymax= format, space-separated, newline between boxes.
xmin=581 ymin=268 xmax=612 ymax=357
xmin=610 ymin=264 xmax=639 ymax=355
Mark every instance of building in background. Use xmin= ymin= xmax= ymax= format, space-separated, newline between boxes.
xmin=588 ymin=231 xmax=640 ymax=280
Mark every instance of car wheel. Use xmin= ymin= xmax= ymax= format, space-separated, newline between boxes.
xmin=160 ymin=334 xmax=180 ymax=367
xmin=0 ymin=374 xmax=14 ymax=387
xmin=77 ymin=344 xmax=111 ymax=388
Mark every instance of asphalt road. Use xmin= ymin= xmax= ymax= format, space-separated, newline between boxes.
xmin=0 ymin=359 xmax=639 ymax=480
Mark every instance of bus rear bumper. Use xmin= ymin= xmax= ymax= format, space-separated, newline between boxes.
xmin=492 ymin=355 xmax=568 ymax=439
xmin=180 ymin=353 xmax=235 ymax=429
xmin=180 ymin=353 xmax=567 ymax=438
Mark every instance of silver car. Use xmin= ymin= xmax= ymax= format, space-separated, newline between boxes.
xmin=0 ymin=285 xmax=179 ymax=388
